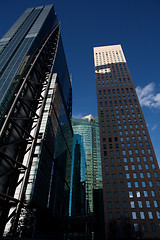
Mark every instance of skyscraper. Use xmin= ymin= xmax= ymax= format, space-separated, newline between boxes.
xmin=94 ymin=45 xmax=160 ymax=239
xmin=0 ymin=5 xmax=72 ymax=237
xmin=71 ymin=115 xmax=105 ymax=239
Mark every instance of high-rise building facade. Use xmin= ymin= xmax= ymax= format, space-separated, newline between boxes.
xmin=94 ymin=45 xmax=160 ymax=239
xmin=71 ymin=115 xmax=102 ymax=213
xmin=0 ymin=5 xmax=72 ymax=238
xmin=71 ymin=115 xmax=105 ymax=239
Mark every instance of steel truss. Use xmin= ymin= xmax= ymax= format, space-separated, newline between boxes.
xmin=0 ymin=23 xmax=60 ymax=236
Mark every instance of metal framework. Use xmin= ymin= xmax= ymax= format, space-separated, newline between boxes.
xmin=0 ymin=23 xmax=60 ymax=236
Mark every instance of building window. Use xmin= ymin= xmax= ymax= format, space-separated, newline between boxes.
xmin=112 ymin=174 xmax=116 ymax=180
xmin=114 ymin=191 xmax=118 ymax=199
xmin=131 ymin=165 xmax=135 ymax=170
xmin=147 ymin=172 xmax=151 ymax=178
xmin=125 ymin=165 xmax=129 ymax=170
xmin=123 ymin=201 xmax=127 ymax=209
xmin=142 ymin=223 xmax=148 ymax=232
xmin=154 ymin=171 xmax=158 ymax=178
xmin=132 ymin=212 xmax=137 ymax=220
xmin=121 ymin=191 xmax=126 ymax=198
xmin=108 ymin=212 xmax=113 ymax=220
xmin=105 ymin=166 xmax=108 ymax=172
xmin=103 ymin=167 xmax=109 ymax=176
xmin=148 ymin=212 xmax=153 ymax=219
xmin=136 ymin=191 xmax=141 ymax=198
xmin=126 ymin=173 xmax=130 ymax=179
xmin=146 ymin=201 xmax=150 ymax=208
xmin=136 ymin=156 xmax=140 ymax=162
xmin=107 ymin=202 xmax=112 ymax=209
xmin=144 ymin=191 xmax=148 ymax=197
xmin=140 ymin=212 xmax=145 ymax=219
xmin=156 ymin=211 xmax=160 ymax=219
xmin=151 ymin=223 xmax=156 ymax=232
xmin=123 ymin=150 xmax=126 ymax=155
xmin=129 ymin=191 xmax=133 ymax=198
xmin=106 ymin=183 xmax=110 ymax=189
xmin=120 ymin=182 xmax=124 ymax=188
xmin=154 ymin=200 xmax=158 ymax=208
xmin=135 ymin=149 xmax=139 ymax=154
xmin=140 ymin=172 xmax=144 ymax=178
xmin=138 ymin=201 xmax=143 ymax=208
xmin=116 ymin=212 xmax=120 ymax=219
xmin=138 ymin=164 xmax=142 ymax=170
xmin=127 ymin=182 xmax=131 ymax=188
xmin=156 ymin=180 xmax=160 ymax=187
xmin=149 ymin=181 xmax=153 ymax=187
xmin=134 ymin=223 xmax=139 ymax=232
xmin=115 ymin=201 xmax=120 ymax=209
xmin=151 ymin=190 xmax=156 ymax=197
xmin=113 ymin=182 xmax=117 ymax=189
xmin=143 ymin=156 xmax=147 ymax=161
xmin=152 ymin=163 xmax=156 ymax=169
xmin=130 ymin=157 xmax=134 ymax=162
xmin=130 ymin=201 xmax=135 ymax=208
xmin=135 ymin=182 xmax=139 ymax=188
xmin=145 ymin=164 xmax=149 ymax=170
xmin=119 ymin=173 xmax=123 ymax=180
xmin=142 ymin=181 xmax=146 ymax=188
xmin=107 ymin=192 xmax=111 ymax=199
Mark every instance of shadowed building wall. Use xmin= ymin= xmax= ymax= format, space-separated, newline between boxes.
xmin=94 ymin=44 xmax=160 ymax=239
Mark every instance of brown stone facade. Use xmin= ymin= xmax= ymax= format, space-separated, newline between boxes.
xmin=94 ymin=45 xmax=160 ymax=239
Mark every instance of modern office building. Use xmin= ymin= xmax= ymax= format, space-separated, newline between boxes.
xmin=0 ymin=5 xmax=72 ymax=238
xmin=93 ymin=45 xmax=160 ymax=239
xmin=71 ymin=115 xmax=105 ymax=239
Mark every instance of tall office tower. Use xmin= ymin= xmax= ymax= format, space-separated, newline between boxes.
xmin=94 ymin=45 xmax=160 ymax=239
xmin=71 ymin=115 xmax=105 ymax=238
xmin=0 ymin=5 xmax=72 ymax=238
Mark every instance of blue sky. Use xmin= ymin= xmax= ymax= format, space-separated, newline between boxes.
xmin=0 ymin=0 xmax=160 ymax=164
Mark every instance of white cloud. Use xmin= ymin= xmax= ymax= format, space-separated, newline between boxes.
xmin=151 ymin=123 xmax=158 ymax=131
xmin=72 ymin=113 xmax=85 ymax=119
xmin=136 ymin=82 xmax=160 ymax=108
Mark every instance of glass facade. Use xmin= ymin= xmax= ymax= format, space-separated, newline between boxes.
xmin=0 ymin=5 xmax=58 ymax=126
xmin=0 ymin=5 xmax=72 ymax=238
xmin=71 ymin=115 xmax=105 ymax=238
xmin=71 ymin=115 xmax=102 ymax=214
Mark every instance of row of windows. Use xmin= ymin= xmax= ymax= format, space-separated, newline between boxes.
xmin=95 ymin=51 xmax=125 ymax=64
xmin=130 ymin=200 xmax=158 ymax=209
xmin=105 ymin=141 xmax=150 ymax=151
xmin=97 ymin=74 xmax=129 ymax=81
xmin=98 ymin=82 xmax=131 ymax=88
xmin=107 ymin=200 xmax=158 ymax=210
xmin=103 ymin=147 xmax=151 ymax=157
xmin=99 ymin=92 xmax=137 ymax=106
xmin=106 ymin=190 xmax=157 ymax=199
xmin=100 ymin=105 xmax=139 ymax=116
xmin=104 ymin=155 xmax=154 ymax=164
xmin=121 ymin=148 xmax=152 ymax=155
xmin=99 ymin=87 xmax=134 ymax=95
xmin=95 ymin=60 xmax=126 ymax=68
xmin=108 ymin=210 xmax=160 ymax=223
xmin=121 ymin=141 xmax=149 ymax=147
xmin=132 ymin=211 xmax=160 ymax=220
xmin=106 ymin=171 xmax=159 ymax=181
xmin=105 ymin=163 xmax=156 ymax=172
xmin=97 ymin=77 xmax=130 ymax=84
xmin=106 ymin=180 xmax=160 ymax=190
